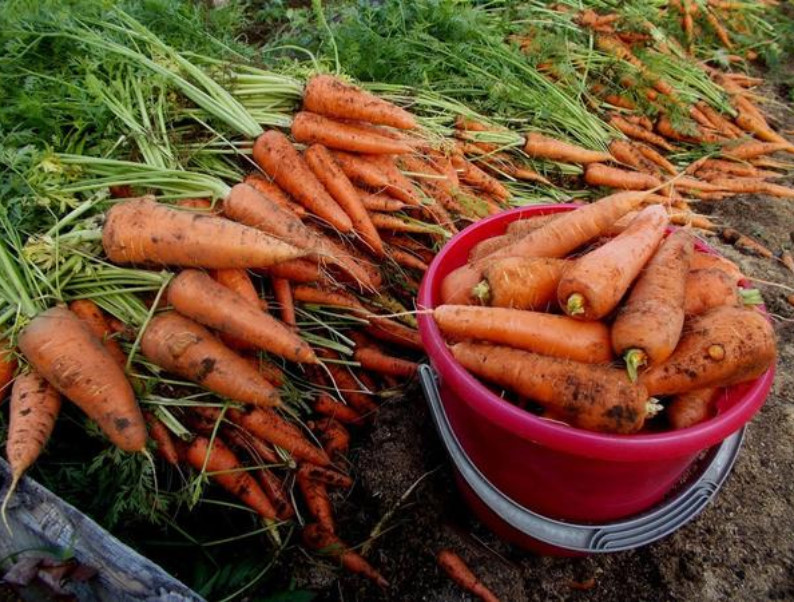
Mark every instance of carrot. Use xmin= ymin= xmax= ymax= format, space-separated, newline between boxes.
xmin=468 ymin=234 xmax=520 ymax=264
xmin=720 ymin=228 xmax=774 ymax=258
xmin=365 ymin=317 xmax=424 ymax=351
xmin=168 ymin=270 xmax=313 ymax=363
xmin=398 ymin=155 xmax=462 ymax=213
xmin=559 ymin=205 xmax=669 ymax=320
xmin=303 ymin=74 xmax=417 ymax=130
xmin=252 ymin=130 xmax=353 ymax=232
xmin=185 ymin=436 xmax=276 ymax=520
xmin=300 ymin=464 xmax=353 ymax=489
xmin=505 ymin=214 xmax=561 ymax=237
xmin=452 ymin=342 xmax=653 ymax=433
xmin=0 ymin=340 xmax=16 ymax=398
xmin=103 ymin=196 xmax=307 ymax=269
xmin=688 ymin=253 xmax=744 ymax=286
xmin=223 ymin=182 xmax=373 ymax=290
xmin=227 ymin=407 xmax=330 ymax=466
xmin=333 ymin=151 xmax=420 ymax=205
xmin=271 ymin=277 xmax=296 ymax=328
xmin=609 ymin=139 xmax=649 ymax=172
xmin=635 ymin=143 xmax=678 ymax=175
xmin=694 ymin=159 xmax=759 ymax=177
xmin=18 ymin=306 xmax=146 ymax=452
xmin=388 ymin=247 xmax=429 ymax=272
xmin=437 ymin=549 xmax=499 ymax=602
xmin=68 ymin=299 xmax=127 ymax=368
xmin=435 ymin=305 xmax=612 ymax=364
xmin=254 ymin=468 xmax=294 ymax=520
xmin=723 ymin=140 xmax=793 ymax=160
xmin=143 ymin=411 xmax=179 ymax=466
xmin=292 ymin=284 xmax=367 ymax=314
xmin=451 ymin=154 xmax=510 ymax=200
xmin=370 ymin=213 xmax=438 ymax=235
xmin=641 ymin=306 xmax=775 ymax=396
xmin=611 ymin=230 xmax=694 ymax=380
xmin=472 ymin=257 xmax=568 ymax=310
xmin=781 ymin=251 xmax=794 ymax=275
xmin=256 ymin=259 xmax=324 ymax=284
xmin=585 ymin=163 xmax=662 ymax=190
xmin=354 ymin=346 xmax=418 ymax=377
xmin=3 ymin=370 xmax=61 ymax=524
xmin=709 ymin=177 xmax=794 ymax=199
xmin=317 ymin=349 xmax=378 ymax=415
xmin=440 ymin=190 xmax=652 ymax=305
xmin=210 ymin=269 xmax=264 ymax=310
xmin=667 ymin=388 xmax=717 ymax=430
xmin=296 ymin=464 xmax=335 ymax=533
xmin=304 ymin=145 xmax=384 ymax=256
xmin=141 ymin=311 xmax=281 ymax=407
xmin=312 ymin=418 xmax=351 ymax=459
xmin=243 ymin=173 xmax=307 ymax=219
xmin=313 ymin=393 xmax=363 ymax=424
xmin=610 ymin=116 xmax=675 ymax=151
xmin=523 ymin=132 xmax=612 ymax=164
xmin=697 ymin=104 xmax=742 ymax=139
xmin=302 ymin=524 xmax=389 ymax=588
xmin=357 ymin=189 xmax=405 ymax=213
xmin=222 ymin=423 xmax=280 ymax=464
xmin=291 ymin=111 xmax=412 ymax=155
xmin=684 ymin=268 xmax=743 ymax=316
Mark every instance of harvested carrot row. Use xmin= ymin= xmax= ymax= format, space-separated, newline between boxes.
xmin=451 ymin=342 xmax=653 ymax=433
xmin=640 ymin=306 xmax=776 ymax=396
xmin=168 ymin=270 xmax=313 ymax=363
xmin=437 ymin=549 xmax=500 ymax=602
xmin=68 ymin=299 xmax=127 ymax=368
xmin=185 ymin=436 xmax=276 ymax=520
xmin=141 ymin=311 xmax=282 ymax=407
xmin=227 ymin=407 xmax=331 ymax=467
xmin=434 ymin=305 xmax=613 ymax=363
xmin=612 ymin=230 xmax=694 ymax=380
xmin=18 ymin=306 xmax=146 ymax=453
xmin=302 ymin=74 xmax=417 ymax=130
xmin=144 ymin=411 xmax=179 ymax=466
xmin=302 ymin=524 xmax=389 ymax=588
xmin=103 ymin=196 xmax=307 ymax=269
xmin=292 ymin=112 xmax=413 ymax=155
xmin=559 ymin=205 xmax=669 ymax=320
xmin=272 ymin=278 xmax=296 ymax=328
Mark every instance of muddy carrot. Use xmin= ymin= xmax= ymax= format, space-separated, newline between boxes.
xmin=296 ymin=464 xmax=335 ymax=533
xmin=388 ymin=247 xmax=429 ymax=272
xmin=210 ymin=268 xmax=264 ymax=310
xmin=723 ymin=140 xmax=793 ymax=160
xmin=437 ymin=549 xmax=499 ymax=602
xmin=313 ymin=393 xmax=363 ymax=424
xmin=524 ymin=132 xmax=612 ymax=164
xmin=683 ymin=268 xmax=758 ymax=316
xmin=272 ymin=278 xmax=296 ymax=328
xmin=610 ymin=116 xmax=675 ymax=151
xmin=635 ymin=144 xmax=678 ymax=175
xmin=473 ymin=257 xmax=569 ymax=310
xmin=451 ymin=342 xmax=653 ymax=433
xmin=300 ymin=464 xmax=353 ymax=489
xmin=354 ymin=346 xmax=418 ymax=377
xmin=222 ymin=424 xmax=280 ymax=465
xmin=311 ymin=418 xmax=351 ymax=459
xmin=292 ymin=112 xmax=413 ymax=155
xmin=435 ymin=305 xmax=613 ymax=363
xmin=357 ymin=189 xmax=405 ymax=213
xmin=558 ymin=205 xmax=670 ymax=320
xmin=667 ymin=388 xmax=718 ymax=429
xmin=254 ymin=468 xmax=294 ymax=520
xmin=640 ymin=306 xmax=776 ymax=396
xmin=143 ymin=411 xmax=179 ymax=466
xmin=317 ymin=348 xmax=378 ymax=415
xmin=451 ymin=154 xmax=510 ymax=200
xmin=68 ymin=299 xmax=127 ymax=368
xmin=612 ymin=230 xmax=695 ymax=380
xmin=302 ymin=524 xmax=389 ymax=588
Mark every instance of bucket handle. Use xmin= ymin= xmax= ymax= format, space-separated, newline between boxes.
xmin=419 ymin=364 xmax=744 ymax=553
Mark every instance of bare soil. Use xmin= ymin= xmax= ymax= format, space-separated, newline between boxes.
xmin=276 ymin=87 xmax=794 ymax=601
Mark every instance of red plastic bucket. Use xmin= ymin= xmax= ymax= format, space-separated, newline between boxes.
xmin=417 ymin=204 xmax=775 ymax=524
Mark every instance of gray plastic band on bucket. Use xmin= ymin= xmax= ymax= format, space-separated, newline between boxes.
xmin=419 ymin=364 xmax=744 ymax=553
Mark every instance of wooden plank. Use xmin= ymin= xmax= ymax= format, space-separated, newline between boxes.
xmin=0 ymin=458 xmax=203 ymax=601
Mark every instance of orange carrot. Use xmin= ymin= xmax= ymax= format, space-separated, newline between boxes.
xmin=243 ymin=173 xmax=307 ymax=219
xmin=141 ymin=311 xmax=282 ymax=407
xmin=688 ymin=254 xmax=744 ymax=286
xmin=185 ymin=436 xmax=276 ymax=520
xmin=437 ymin=549 xmax=499 ymax=602
xmin=524 ymin=132 xmax=612 ymax=164
xmin=388 ymin=247 xmax=429 ymax=272
xmin=312 ymin=418 xmax=351 ymax=459
xmin=440 ymin=190 xmax=651 ymax=305
xmin=684 ymin=268 xmax=743 ymax=316
xmin=292 ymin=111 xmax=412 ymax=155
xmin=357 ymin=189 xmax=405 ymax=212
xmin=398 ymin=155 xmax=462 ymax=213
xmin=302 ymin=524 xmax=389 ymax=588
xmin=296 ymin=464 xmax=335 ymax=533
xmin=609 ymin=139 xmax=650 ymax=172
xmin=167 ymin=270 xmax=314 ymax=363
xmin=333 ymin=151 xmax=421 ymax=205
xmin=474 ymin=257 xmax=569 ymax=310
xmin=641 ymin=306 xmax=776 ymax=396
xmin=366 ymin=317 xmax=424 ymax=351
xmin=68 ymin=299 xmax=127 ymax=368
xmin=210 ymin=268 xmax=264 ymax=310
xmin=559 ymin=205 xmax=669 ymax=320
xmin=256 ymin=259 xmax=324 ymax=284
xmin=452 ymin=342 xmax=652 ymax=433
xmin=505 ymin=214 xmax=561 ymax=237
xmin=103 ymin=196 xmax=307 ymax=269
xmin=18 ymin=306 xmax=146 ymax=452
xmin=0 ymin=340 xmax=16 ymax=398
xmin=292 ymin=285 xmax=367 ymax=313
xmin=252 ymin=130 xmax=353 ymax=232
xmin=723 ymin=140 xmax=793 ymax=160
xmin=305 ymin=144 xmax=384 ymax=256
xmin=227 ymin=407 xmax=331 ymax=466
xmin=697 ymin=104 xmax=742 ymax=139
xmin=271 ymin=277 xmax=296 ymax=328
xmin=222 ymin=424 xmax=280 ymax=464
xmin=303 ymin=74 xmax=417 ymax=130
xmin=468 ymin=233 xmax=520 ymax=264
xmin=313 ymin=393 xmax=363 ymax=424
xmin=370 ymin=213 xmax=438 ymax=235
xmin=667 ymin=388 xmax=718 ymax=430
xmin=300 ymin=464 xmax=353 ymax=489
xmin=610 ymin=116 xmax=675 ymax=151
xmin=317 ymin=348 xmax=379 ymax=415
xmin=721 ymin=228 xmax=774 ymax=258
xmin=585 ymin=163 xmax=662 ymax=190
xmin=635 ymin=143 xmax=678 ymax=175
xmin=611 ymin=230 xmax=694 ymax=379
xmin=144 ymin=411 xmax=179 ymax=466
xmin=709 ymin=177 xmax=794 ymax=199
xmin=435 ymin=305 xmax=613 ymax=363
xmin=354 ymin=346 xmax=418 ymax=377
xmin=451 ymin=154 xmax=510 ymax=200
xmin=254 ymin=468 xmax=294 ymax=520
xmin=3 ymin=370 xmax=61 ymax=519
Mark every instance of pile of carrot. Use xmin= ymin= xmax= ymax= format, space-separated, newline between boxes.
xmin=436 ymin=194 xmax=777 ymax=434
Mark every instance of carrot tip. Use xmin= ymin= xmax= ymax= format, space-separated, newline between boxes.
xmin=471 ymin=280 xmax=492 ymax=305
xmin=624 ymin=348 xmax=647 ymax=383
xmin=566 ymin=293 xmax=586 ymax=317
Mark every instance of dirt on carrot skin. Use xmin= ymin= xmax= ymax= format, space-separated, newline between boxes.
xmin=268 ymin=86 xmax=794 ymax=602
